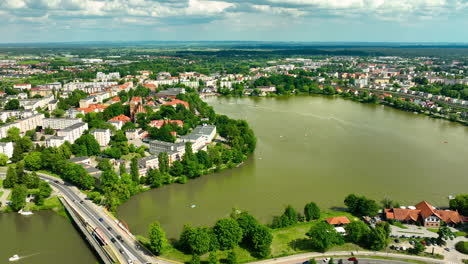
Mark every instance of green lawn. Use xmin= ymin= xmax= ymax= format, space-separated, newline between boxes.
xmin=18 ymin=60 xmax=41 ymax=64
xmin=37 ymin=170 xmax=62 ymax=179
xmin=427 ymin=228 xmax=467 ymax=237
xmin=271 ymin=211 xmax=358 ymax=256
xmin=427 ymin=228 xmax=438 ymax=233
xmin=391 ymin=222 xmax=408 ymax=229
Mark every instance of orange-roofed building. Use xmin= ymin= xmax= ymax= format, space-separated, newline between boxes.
xmin=110 ymin=97 xmax=121 ymax=103
xmin=163 ymin=99 xmax=189 ymax=109
xmin=77 ymin=104 xmax=108 ymax=113
xmin=108 ymin=114 xmax=131 ymax=123
xmin=325 ymin=216 xmax=351 ymax=226
xmin=384 ymin=201 xmax=466 ymax=227
xmin=143 ymin=83 xmax=157 ymax=91
xmin=149 ymin=120 xmax=183 ymax=129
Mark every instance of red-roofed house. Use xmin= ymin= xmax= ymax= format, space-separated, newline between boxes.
xmin=109 ymin=97 xmax=121 ymax=104
xmin=326 ymin=216 xmax=351 ymax=226
xmin=143 ymin=83 xmax=157 ymax=91
xmin=384 ymin=201 xmax=466 ymax=227
xmin=163 ymin=99 xmax=189 ymax=109
xmin=77 ymin=104 xmax=108 ymax=113
xmin=108 ymin=114 xmax=131 ymax=123
xmin=148 ymin=120 xmax=184 ymax=129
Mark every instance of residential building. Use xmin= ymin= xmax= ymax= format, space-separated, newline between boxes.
xmin=46 ymin=136 xmax=66 ymax=148
xmin=384 ymin=201 xmax=465 ymax=227
xmin=57 ymin=122 xmax=88 ymax=144
xmin=90 ymin=129 xmax=111 ymax=147
xmin=13 ymin=83 xmax=31 ymax=89
xmin=0 ymin=142 xmax=14 ymax=158
xmin=148 ymin=120 xmax=184 ymax=129
xmin=163 ymin=99 xmax=189 ymax=109
xmin=138 ymin=155 xmax=159 ymax=175
xmin=43 ymin=118 xmax=82 ymax=130
xmin=96 ymin=72 xmax=120 ymax=81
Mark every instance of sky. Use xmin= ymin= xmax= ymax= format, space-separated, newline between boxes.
xmin=0 ymin=0 xmax=467 ymax=43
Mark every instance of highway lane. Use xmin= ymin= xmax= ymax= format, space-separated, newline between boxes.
xmin=39 ymin=174 xmax=151 ymax=264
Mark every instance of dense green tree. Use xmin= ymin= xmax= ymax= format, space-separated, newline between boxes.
xmin=367 ymin=222 xmax=390 ymax=250
xmin=272 ymin=205 xmax=298 ymax=228
xmin=169 ymin=160 xmax=184 ymax=176
xmin=147 ymin=168 xmax=163 ymax=188
xmin=3 ymin=166 xmax=18 ymax=188
xmin=449 ymin=194 xmax=468 ymax=216
xmin=304 ymin=202 xmax=321 ymax=221
xmin=345 ymin=221 xmax=370 ymax=244
xmin=437 ymin=226 xmax=454 ymax=241
xmin=148 ymin=221 xmax=167 ymax=255
xmin=10 ymin=184 xmax=28 ymax=211
xmin=130 ymin=157 xmax=139 ymax=182
xmin=306 ymin=222 xmax=344 ymax=252
xmin=251 ymin=224 xmax=273 ymax=258
xmin=226 ymin=251 xmax=237 ymax=264
xmin=73 ymin=134 xmax=101 ymax=156
xmin=213 ymin=218 xmax=243 ymax=250
xmin=35 ymin=180 xmax=52 ymax=205
xmin=235 ymin=211 xmax=260 ymax=242
xmin=208 ymin=251 xmax=218 ymax=264
xmin=5 ymin=99 xmax=20 ymax=110
xmin=158 ymin=152 xmax=170 ymax=175
xmin=409 ymin=241 xmax=426 ymax=255
xmin=7 ymin=127 xmax=21 ymax=142
xmin=97 ymin=158 xmax=113 ymax=171
xmin=0 ymin=153 xmax=8 ymax=166
xmin=24 ymin=152 xmax=42 ymax=171
xmin=119 ymin=162 xmax=127 ymax=175
xmin=344 ymin=194 xmax=380 ymax=217
xmin=178 ymin=224 xmax=211 ymax=255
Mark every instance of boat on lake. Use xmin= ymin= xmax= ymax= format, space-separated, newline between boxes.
xmin=9 ymin=254 xmax=20 ymax=262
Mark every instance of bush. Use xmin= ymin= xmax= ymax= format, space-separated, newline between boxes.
xmin=456 ymin=241 xmax=468 ymax=255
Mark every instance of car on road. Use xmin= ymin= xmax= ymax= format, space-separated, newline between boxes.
xmin=99 ymin=218 xmax=103 ymax=222
xmin=302 ymin=261 xmax=310 ymax=264
xmin=111 ymin=238 xmax=116 ymax=243
xmin=444 ymin=247 xmax=450 ymax=252
xmin=54 ymin=180 xmax=59 ymax=183
xmin=348 ymin=257 xmax=358 ymax=261
xmin=107 ymin=226 xmax=112 ymax=231
xmin=79 ymin=200 xmax=84 ymax=204
xmin=117 ymin=235 xmax=123 ymax=242
xmin=127 ymin=260 xmax=133 ymax=264
xmin=119 ymin=248 xmax=124 ymax=254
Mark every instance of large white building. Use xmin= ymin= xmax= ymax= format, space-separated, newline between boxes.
xmin=43 ymin=118 xmax=82 ymax=130
xmin=0 ymin=142 xmax=14 ymax=158
xmin=96 ymin=72 xmax=120 ymax=81
xmin=63 ymin=81 xmax=117 ymax=92
xmin=90 ymin=129 xmax=111 ymax=147
xmin=46 ymin=136 xmax=66 ymax=148
xmin=57 ymin=122 xmax=88 ymax=144
xmin=0 ymin=113 xmax=44 ymax=139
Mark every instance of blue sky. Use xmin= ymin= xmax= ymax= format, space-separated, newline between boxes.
xmin=1 ymin=0 xmax=467 ymax=43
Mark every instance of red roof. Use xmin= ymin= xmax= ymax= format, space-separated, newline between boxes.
xmin=77 ymin=104 xmax=108 ymax=113
xmin=385 ymin=201 xmax=464 ymax=225
xmin=131 ymin=97 xmax=142 ymax=102
xmin=163 ymin=99 xmax=189 ymax=108
xmin=326 ymin=216 xmax=351 ymax=225
xmin=149 ymin=120 xmax=183 ymax=129
xmin=108 ymin=114 xmax=131 ymax=123
xmin=110 ymin=97 xmax=121 ymax=102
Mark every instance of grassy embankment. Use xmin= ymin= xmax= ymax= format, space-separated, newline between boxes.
xmin=138 ymin=211 xmax=361 ymax=263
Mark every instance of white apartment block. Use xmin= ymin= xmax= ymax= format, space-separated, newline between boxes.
xmin=57 ymin=122 xmax=88 ymax=144
xmin=0 ymin=113 xmax=44 ymax=139
xmin=63 ymin=81 xmax=117 ymax=92
xmin=43 ymin=118 xmax=82 ymax=130
xmin=96 ymin=72 xmax=121 ymax=81
xmin=46 ymin=136 xmax=66 ymax=148
xmin=0 ymin=110 xmax=34 ymax=122
xmin=0 ymin=142 xmax=14 ymax=158
xmin=13 ymin=83 xmax=31 ymax=89
xmin=90 ymin=129 xmax=111 ymax=147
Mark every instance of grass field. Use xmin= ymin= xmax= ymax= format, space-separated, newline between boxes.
xmin=391 ymin=222 xmax=408 ymax=229
xmin=152 ymin=210 xmax=361 ymax=263
xmin=18 ymin=60 xmax=40 ymax=64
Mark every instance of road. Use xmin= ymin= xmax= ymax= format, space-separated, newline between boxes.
xmin=248 ymin=251 xmax=446 ymax=264
xmin=36 ymin=172 xmax=162 ymax=264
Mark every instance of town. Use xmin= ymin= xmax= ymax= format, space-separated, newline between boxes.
xmin=0 ymin=50 xmax=467 ymax=264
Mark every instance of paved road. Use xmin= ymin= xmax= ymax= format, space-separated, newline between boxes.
xmin=37 ymin=172 xmax=155 ymax=264
xmin=0 ymin=188 xmax=11 ymax=207
xmin=249 ymin=251 xmax=446 ymax=264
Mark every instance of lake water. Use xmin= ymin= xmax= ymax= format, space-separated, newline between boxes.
xmin=0 ymin=211 xmax=98 ymax=264
xmin=118 ymin=96 xmax=468 ymax=238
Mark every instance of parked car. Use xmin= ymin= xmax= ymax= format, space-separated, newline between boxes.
xmin=99 ymin=218 xmax=103 ymax=222
xmin=348 ymin=257 xmax=358 ymax=261
xmin=111 ymin=238 xmax=116 ymax=243
xmin=444 ymin=248 xmax=450 ymax=252
xmin=322 ymin=258 xmax=330 ymax=263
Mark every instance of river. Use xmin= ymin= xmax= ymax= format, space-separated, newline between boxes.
xmin=0 ymin=211 xmax=98 ymax=264
xmin=119 ymin=95 xmax=468 ymax=238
